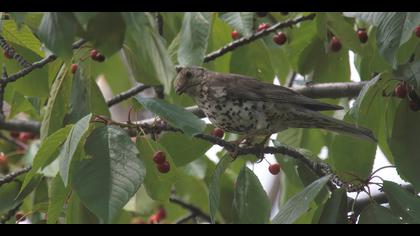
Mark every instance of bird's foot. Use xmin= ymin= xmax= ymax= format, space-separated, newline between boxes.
xmin=255 ymin=134 xmax=271 ymax=163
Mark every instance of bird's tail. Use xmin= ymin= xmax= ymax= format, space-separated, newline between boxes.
xmin=315 ymin=113 xmax=377 ymax=142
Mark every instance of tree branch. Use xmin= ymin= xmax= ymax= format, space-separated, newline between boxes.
xmin=0 ymin=166 xmax=32 ymax=187
xmin=203 ymin=13 xmax=316 ymax=63
xmin=0 ymin=35 xmax=31 ymax=68
xmin=169 ymin=196 xmax=212 ymax=223
xmin=0 ymin=203 xmax=22 ymax=224
xmin=107 ymin=84 xmax=151 ymax=107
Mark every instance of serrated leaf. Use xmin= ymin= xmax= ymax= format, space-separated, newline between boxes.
xmin=317 ymin=189 xmax=348 ymax=224
xmin=209 ymin=155 xmax=231 ymax=224
xmin=72 ymin=125 xmax=145 ymax=223
xmin=134 ymin=96 xmax=206 ymax=136
xmin=326 ymin=13 xmax=362 ymax=54
xmin=232 ymin=166 xmax=271 ymax=224
xmin=40 ymin=64 xmax=72 ymax=140
xmin=122 ymin=12 xmax=175 ymax=93
xmin=20 ymin=125 xmax=72 ymax=194
xmin=59 ymin=114 xmax=93 ymax=186
xmin=65 ymin=193 xmax=99 ymax=224
xmin=85 ymin=12 xmax=125 ymax=56
xmin=0 ymin=181 xmax=21 ymax=213
xmin=219 ymin=12 xmax=254 ymax=36
xmin=159 ymin=131 xmax=212 ymax=166
xmin=1 ymin=19 xmax=44 ymax=57
xmin=38 ymin=12 xmax=79 ymax=58
xmin=358 ymin=204 xmax=401 ymax=224
xmin=383 ymin=181 xmax=420 ymax=223
xmin=345 ymin=12 xmax=420 ymax=67
xmin=272 ymin=175 xmax=331 ymax=224
xmin=388 ymin=100 xmax=420 ymax=191
xmin=47 ymin=174 xmax=70 ymax=224
xmin=178 ymin=12 xmax=212 ymax=66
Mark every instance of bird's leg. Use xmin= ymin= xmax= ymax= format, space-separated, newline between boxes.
xmin=255 ymin=134 xmax=271 ymax=162
xmin=228 ymin=134 xmax=251 ymax=160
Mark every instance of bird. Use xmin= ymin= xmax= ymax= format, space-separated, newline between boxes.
xmin=174 ymin=66 xmax=377 ymax=149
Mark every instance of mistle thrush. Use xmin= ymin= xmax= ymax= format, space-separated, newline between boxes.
xmin=174 ymin=66 xmax=377 ymax=143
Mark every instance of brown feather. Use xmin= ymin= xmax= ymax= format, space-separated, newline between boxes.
xmin=205 ymin=71 xmax=343 ymax=111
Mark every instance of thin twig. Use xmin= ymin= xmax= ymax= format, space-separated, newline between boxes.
xmin=0 ymin=64 xmax=7 ymax=118
xmin=169 ymin=196 xmax=212 ymax=223
xmin=0 ymin=35 xmax=31 ymax=68
xmin=156 ymin=12 xmax=163 ymax=37
xmin=107 ymin=84 xmax=151 ymax=107
xmin=287 ymin=72 xmax=297 ymax=87
xmin=0 ymin=166 xmax=32 ymax=187
xmin=174 ymin=213 xmax=196 ymax=224
xmin=203 ymin=13 xmax=316 ymax=63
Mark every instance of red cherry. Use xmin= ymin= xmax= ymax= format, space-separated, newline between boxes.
xmin=10 ymin=131 xmax=20 ymax=139
xmin=0 ymin=153 xmax=8 ymax=166
xmin=268 ymin=163 xmax=281 ymax=175
xmin=90 ymin=49 xmax=99 ymax=59
xmin=330 ymin=36 xmax=342 ymax=52
xmin=357 ymin=29 xmax=368 ymax=43
xmin=157 ymin=161 xmax=170 ymax=174
xmin=156 ymin=207 xmax=166 ymax=220
xmin=94 ymin=53 xmax=106 ymax=62
xmin=148 ymin=214 xmax=159 ymax=224
xmin=273 ymin=32 xmax=287 ymax=45
xmin=153 ymin=151 xmax=166 ymax=164
xmin=231 ymin=30 xmax=240 ymax=40
xmin=394 ymin=83 xmax=408 ymax=98
xmin=18 ymin=132 xmax=31 ymax=143
xmin=211 ymin=128 xmax=224 ymax=138
xmin=415 ymin=26 xmax=420 ymax=38
xmin=257 ymin=23 xmax=270 ymax=32
xmin=71 ymin=64 xmax=78 ymax=74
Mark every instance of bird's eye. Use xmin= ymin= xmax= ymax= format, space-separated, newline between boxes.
xmin=185 ymin=71 xmax=193 ymax=78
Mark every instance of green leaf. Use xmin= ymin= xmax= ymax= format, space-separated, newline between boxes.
xmin=65 ymin=66 xmax=110 ymax=124
xmin=1 ymin=19 xmax=44 ymax=57
xmin=59 ymin=114 xmax=93 ymax=186
xmin=123 ymin=12 xmax=175 ymax=93
xmin=159 ymin=131 xmax=212 ymax=166
xmin=393 ymin=60 xmax=420 ymax=94
xmin=383 ymin=181 xmax=420 ymax=223
xmin=136 ymin=137 xmax=176 ymax=201
xmin=134 ymin=96 xmax=206 ymax=136
xmin=65 ymin=193 xmax=99 ymax=224
xmin=358 ymin=204 xmax=401 ymax=224
xmin=329 ymin=75 xmax=387 ymax=179
xmin=232 ymin=166 xmax=271 ymax=224
xmin=178 ymin=12 xmax=212 ymax=66
xmin=209 ymin=156 xmax=231 ymax=224
xmin=85 ymin=12 xmax=126 ymax=56
xmin=345 ymin=12 xmax=420 ymax=67
xmin=230 ymin=40 xmax=275 ymax=83
xmin=388 ymin=101 xmax=420 ymax=191
xmin=73 ymin=12 xmax=98 ymax=30
xmin=47 ymin=174 xmax=70 ymax=224
xmin=271 ymin=175 xmax=331 ymax=224
xmin=20 ymin=125 xmax=72 ymax=194
xmin=15 ymin=174 xmax=43 ymax=202
xmin=72 ymin=125 xmax=145 ymax=223
xmin=40 ymin=64 xmax=72 ymax=140
xmin=38 ymin=12 xmax=80 ymax=59
xmin=317 ymin=189 xmax=348 ymax=224
xmin=9 ymin=12 xmax=27 ymax=27
xmin=219 ymin=12 xmax=254 ymax=36
xmin=0 ymin=181 xmax=21 ymax=213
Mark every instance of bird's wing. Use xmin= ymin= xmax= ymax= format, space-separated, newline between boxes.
xmin=209 ymin=73 xmax=343 ymax=111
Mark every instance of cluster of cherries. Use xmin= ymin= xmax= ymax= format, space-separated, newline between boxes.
xmin=131 ymin=207 xmax=166 ymax=224
xmin=211 ymin=127 xmax=281 ymax=176
xmin=394 ymin=81 xmax=420 ymax=111
xmin=153 ymin=151 xmax=170 ymax=174
xmin=70 ymin=49 xmax=106 ymax=74
xmin=230 ymin=21 xmax=287 ymax=46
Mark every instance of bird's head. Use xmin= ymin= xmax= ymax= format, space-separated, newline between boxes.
xmin=174 ymin=66 xmax=206 ymax=96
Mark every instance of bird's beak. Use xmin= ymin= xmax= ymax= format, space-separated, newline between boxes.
xmin=175 ymin=85 xmax=185 ymax=95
